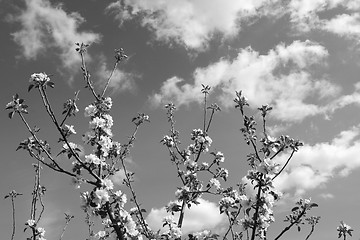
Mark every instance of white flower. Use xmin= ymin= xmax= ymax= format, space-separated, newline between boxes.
xmin=102 ymin=179 xmax=114 ymax=190
xmin=102 ymin=218 xmax=112 ymax=226
xmin=95 ymin=230 xmax=106 ymax=239
xmin=94 ymin=189 xmax=110 ymax=206
xmin=114 ymin=190 xmax=127 ymax=207
xmin=209 ymin=178 xmax=221 ymax=190
xmin=37 ymin=227 xmax=46 ymax=237
xmin=30 ymin=73 xmax=50 ymax=85
xmin=99 ymin=135 xmax=112 ymax=157
xmin=85 ymin=154 xmax=102 ymax=165
xmin=84 ymin=104 xmax=97 ymax=117
xmin=103 ymin=114 xmax=113 ymax=129
xmin=26 ymin=219 xmax=35 ymax=227
xmin=103 ymin=97 xmax=113 ymax=110
xmin=63 ymin=124 xmax=76 ymax=135
xmin=163 ymin=215 xmax=176 ymax=225
xmin=201 ymin=162 xmax=209 ymax=168
xmin=62 ymin=142 xmax=78 ymax=150
xmin=89 ymin=117 xmax=106 ymax=129
xmin=214 ymin=151 xmax=225 ymax=163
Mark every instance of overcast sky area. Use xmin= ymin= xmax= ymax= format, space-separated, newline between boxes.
xmin=1 ymin=0 xmax=360 ymax=239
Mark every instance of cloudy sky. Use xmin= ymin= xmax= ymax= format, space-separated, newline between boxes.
xmin=1 ymin=0 xmax=360 ymax=239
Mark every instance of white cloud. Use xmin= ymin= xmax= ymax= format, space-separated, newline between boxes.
xmin=322 ymin=13 xmax=360 ymax=40
xmin=146 ymin=198 xmax=226 ymax=235
xmin=287 ymin=0 xmax=360 ymax=41
xmin=150 ymin=40 xmax=337 ymax=122
xmin=319 ymin=193 xmax=334 ymax=199
xmin=107 ymin=0 xmax=277 ymax=50
xmin=10 ymin=0 xmax=100 ymax=71
xmin=273 ymin=124 xmax=360 ymax=196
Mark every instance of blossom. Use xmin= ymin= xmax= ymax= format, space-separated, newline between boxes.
xmin=102 ymin=178 xmax=114 ymax=190
xmin=209 ymin=178 xmax=221 ymax=190
xmin=94 ymin=189 xmax=110 ymax=207
xmin=102 ymin=114 xmax=113 ymax=129
xmin=37 ymin=227 xmax=46 ymax=237
xmin=257 ymin=158 xmax=279 ymax=175
xmin=29 ymin=73 xmax=50 ymax=85
xmin=95 ymin=230 xmax=106 ymax=239
xmin=99 ymin=135 xmax=112 ymax=157
xmin=201 ymin=162 xmax=209 ymax=168
xmin=114 ymin=190 xmax=127 ymax=207
xmin=162 ymin=135 xmax=175 ymax=147
xmin=62 ymin=124 xmax=76 ymax=135
xmin=102 ymin=218 xmax=112 ymax=226
xmin=337 ymin=221 xmax=353 ymax=238
xmin=62 ymin=142 xmax=78 ymax=150
xmin=220 ymin=196 xmax=236 ymax=207
xmin=89 ymin=117 xmax=106 ymax=129
xmin=214 ymin=151 xmax=225 ymax=163
xmin=103 ymin=97 xmax=113 ymax=109
xmin=175 ymin=186 xmax=189 ymax=200
xmin=26 ymin=219 xmax=36 ymax=227
xmin=84 ymin=104 xmax=97 ymax=117
xmin=85 ymin=154 xmax=102 ymax=165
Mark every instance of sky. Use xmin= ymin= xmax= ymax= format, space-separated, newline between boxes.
xmin=1 ymin=0 xmax=360 ymax=239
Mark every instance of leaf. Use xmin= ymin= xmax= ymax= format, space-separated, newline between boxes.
xmin=28 ymin=84 xmax=34 ymax=92
xmin=291 ymin=206 xmax=299 ymax=212
xmin=4 ymin=195 xmax=9 ymax=199
xmin=310 ymin=203 xmax=318 ymax=208
xmin=8 ymin=111 xmax=14 ymax=119
xmin=245 ymin=208 xmax=251 ymax=216
xmin=47 ymin=81 xmax=55 ymax=88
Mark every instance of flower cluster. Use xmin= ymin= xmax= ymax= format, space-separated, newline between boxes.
xmin=337 ymin=221 xmax=353 ymax=239
xmin=25 ymin=219 xmax=46 ymax=240
xmin=162 ymin=216 xmax=182 ymax=239
xmin=28 ymin=72 xmax=54 ymax=91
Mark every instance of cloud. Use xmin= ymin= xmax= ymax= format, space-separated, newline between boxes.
xmin=95 ymin=54 xmax=137 ymax=95
xmin=107 ymin=0 xmax=278 ymax=50
xmin=322 ymin=13 xmax=360 ymax=41
xmin=146 ymin=198 xmax=226 ymax=235
xmin=10 ymin=0 xmax=100 ymax=71
xmin=287 ymin=0 xmax=360 ymax=41
xmin=273 ymin=124 xmax=360 ymax=196
xmin=150 ymin=40 xmax=338 ymax=122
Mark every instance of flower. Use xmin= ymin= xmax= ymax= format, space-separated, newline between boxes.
xmin=99 ymin=135 xmax=112 ymax=157
xmin=337 ymin=221 xmax=353 ymax=238
xmin=103 ymin=114 xmax=113 ymax=129
xmin=84 ymin=104 xmax=97 ymax=117
xmin=62 ymin=142 xmax=78 ymax=150
xmin=26 ymin=219 xmax=36 ymax=227
xmin=62 ymin=124 xmax=76 ymax=135
xmin=29 ymin=73 xmax=50 ymax=85
xmin=209 ymin=178 xmax=221 ymax=190
xmin=162 ymin=135 xmax=175 ymax=147
xmin=93 ymin=189 xmax=110 ymax=207
xmin=89 ymin=117 xmax=106 ymax=129
xmin=85 ymin=154 xmax=102 ymax=165
xmin=37 ymin=227 xmax=46 ymax=237
xmin=214 ymin=151 xmax=225 ymax=163
xmin=102 ymin=178 xmax=114 ymax=190
xmin=95 ymin=230 xmax=106 ymax=239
